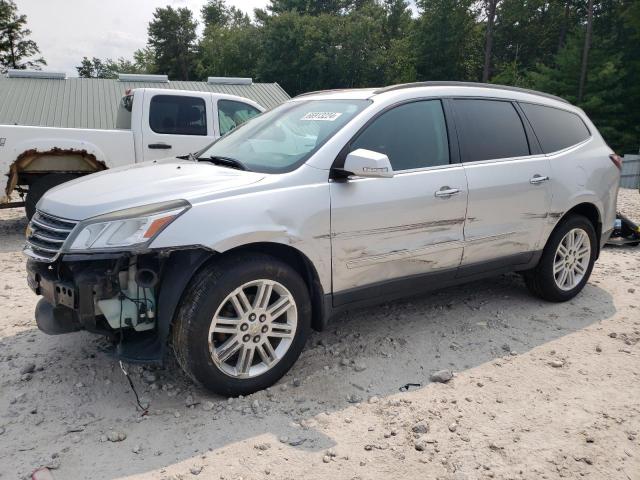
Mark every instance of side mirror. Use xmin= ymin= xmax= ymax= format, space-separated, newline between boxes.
xmin=340 ymin=148 xmax=394 ymax=179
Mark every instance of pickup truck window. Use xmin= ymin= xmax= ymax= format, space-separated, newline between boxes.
xmin=115 ymin=94 xmax=133 ymax=130
xmin=199 ymin=99 xmax=371 ymax=174
xmin=149 ymin=95 xmax=207 ymax=136
xmin=218 ymin=99 xmax=261 ymax=136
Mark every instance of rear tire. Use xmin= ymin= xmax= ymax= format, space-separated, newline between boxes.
xmin=172 ymin=253 xmax=311 ymax=396
xmin=524 ymin=214 xmax=597 ymax=302
xmin=25 ymin=174 xmax=79 ymax=219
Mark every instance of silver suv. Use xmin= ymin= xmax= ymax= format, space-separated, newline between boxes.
xmin=25 ymin=82 xmax=620 ymax=396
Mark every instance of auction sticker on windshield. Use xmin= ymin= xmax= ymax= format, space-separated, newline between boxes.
xmin=301 ymin=112 xmax=343 ymax=121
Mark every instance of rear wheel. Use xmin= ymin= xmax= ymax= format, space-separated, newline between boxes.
xmin=172 ymin=253 xmax=311 ymax=396
xmin=524 ymin=214 xmax=597 ymax=302
xmin=25 ymin=174 xmax=80 ymax=219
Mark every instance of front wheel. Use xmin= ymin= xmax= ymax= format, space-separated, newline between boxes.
xmin=172 ymin=253 xmax=311 ymax=396
xmin=524 ymin=214 xmax=597 ymax=302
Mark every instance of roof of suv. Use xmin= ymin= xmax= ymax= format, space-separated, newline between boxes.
xmin=295 ymin=81 xmax=569 ymax=106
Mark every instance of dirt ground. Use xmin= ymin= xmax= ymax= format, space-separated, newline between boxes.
xmin=1 ymin=190 xmax=638 ymax=480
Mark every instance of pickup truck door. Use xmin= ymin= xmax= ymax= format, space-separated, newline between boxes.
xmin=141 ymin=91 xmax=215 ymax=161
xmin=330 ymin=99 xmax=468 ymax=306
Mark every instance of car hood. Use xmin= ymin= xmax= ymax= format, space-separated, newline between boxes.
xmin=38 ymin=159 xmax=266 ymax=221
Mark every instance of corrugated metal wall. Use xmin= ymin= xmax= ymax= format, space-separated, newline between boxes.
xmin=0 ymin=77 xmax=290 ymax=130
xmin=621 ymin=155 xmax=640 ymax=189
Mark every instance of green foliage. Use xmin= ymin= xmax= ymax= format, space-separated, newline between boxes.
xmin=72 ymin=0 xmax=639 ymax=152
xmin=267 ymin=0 xmax=349 ymax=16
xmin=413 ymin=0 xmax=482 ymax=81
xmin=147 ymin=6 xmax=198 ymax=80
xmin=527 ymin=33 xmax=630 ymax=152
xmin=0 ymin=0 xmax=45 ymax=71
xmin=76 ymin=56 xmax=148 ymax=79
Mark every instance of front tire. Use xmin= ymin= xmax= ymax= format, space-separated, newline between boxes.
xmin=524 ymin=214 xmax=597 ymax=302
xmin=172 ymin=253 xmax=311 ymax=396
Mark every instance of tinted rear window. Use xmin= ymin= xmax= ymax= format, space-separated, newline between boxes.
xmin=520 ymin=103 xmax=590 ymax=153
xmin=453 ymin=99 xmax=530 ymax=162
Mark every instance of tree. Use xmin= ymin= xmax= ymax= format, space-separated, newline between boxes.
xmin=577 ymin=0 xmax=594 ymax=102
xmin=76 ymin=57 xmax=114 ymax=78
xmin=482 ymin=0 xmax=499 ymax=82
xmin=0 ymin=0 xmax=45 ymax=71
xmin=147 ymin=6 xmax=198 ymax=80
xmin=76 ymin=56 xmax=146 ymax=78
xmin=266 ymin=0 xmax=348 ymax=16
xmin=202 ymin=0 xmax=250 ymax=31
xmin=413 ymin=0 xmax=482 ymax=81
xmin=527 ymin=33 xmax=629 ymax=152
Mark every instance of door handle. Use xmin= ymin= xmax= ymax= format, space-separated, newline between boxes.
xmin=435 ymin=187 xmax=460 ymax=198
xmin=530 ymin=175 xmax=549 ymax=184
xmin=148 ymin=143 xmax=172 ymax=150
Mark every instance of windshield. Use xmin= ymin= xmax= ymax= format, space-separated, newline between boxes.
xmin=198 ymin=99 xmax=371 ymax=173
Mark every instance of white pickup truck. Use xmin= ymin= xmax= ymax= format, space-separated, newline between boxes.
xmin=0 ymin=87 xmax=264 ymax=218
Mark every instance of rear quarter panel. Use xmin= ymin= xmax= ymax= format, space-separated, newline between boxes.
xmin=544 ymin=133 xmax=618 ymax=243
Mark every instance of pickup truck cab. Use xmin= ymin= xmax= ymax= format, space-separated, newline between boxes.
xmin=25 ymin=82 xmax=620 ymax=396
xmin=1 ymin=87 xmax=264 ymax=218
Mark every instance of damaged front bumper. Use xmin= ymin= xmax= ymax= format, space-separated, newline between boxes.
xmin=26 ymin=248 xmax=213 ymax=364
xmin=27 ymin=253 xmax=164 ymax=363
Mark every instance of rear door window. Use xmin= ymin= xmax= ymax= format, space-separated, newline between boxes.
xmin=149 ymin=95 xmax=207 ymax=136
xmin=453 ymin=99 xmax=530 ymax=162
xmin=350 ymin=100 xmax=450 ymax=171
xmin=218 ymin=99 xmax=261 ymax=136
xmin=519 ymin=103 xmax=590 ymax=153
xmin=115 ymin=94 xmax=133 ymax=130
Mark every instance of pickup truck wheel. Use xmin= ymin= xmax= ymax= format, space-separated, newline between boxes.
xmin=25 ymin=174 xmax=79 ymax=220
xmin=172 ymin=253 xmax=311 ymax=396
xmin=524 ymin=214 xmax=597 ymax=302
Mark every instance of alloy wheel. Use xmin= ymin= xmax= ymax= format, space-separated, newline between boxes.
xmin=553 ymin=228 xmax=591 ymax=291
xmin=208 ymin=279 xmax=298 ymax=378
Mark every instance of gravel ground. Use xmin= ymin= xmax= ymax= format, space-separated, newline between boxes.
xmin=0 ymin=189 xmax=638 ymax=480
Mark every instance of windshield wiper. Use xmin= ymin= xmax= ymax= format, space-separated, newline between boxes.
xmin=176 ymin=152 xmax=198 ymax=161
xmin=198 ymin=155 xmax=248 ymax=171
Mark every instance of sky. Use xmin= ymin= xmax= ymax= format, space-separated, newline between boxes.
xmin=16 ymin=0 xmax=270 ymax=76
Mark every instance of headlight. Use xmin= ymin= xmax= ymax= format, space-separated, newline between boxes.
xmin=67 ymin=200 xmax=189 ymax=251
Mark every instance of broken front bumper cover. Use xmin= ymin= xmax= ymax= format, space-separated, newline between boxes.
xmin=26 ymin=256 xmax=164 ymax=363
xmin=26 ymin=248 xmax=214 ymax=364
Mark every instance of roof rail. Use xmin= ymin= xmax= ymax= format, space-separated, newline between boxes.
xmin=118 ymin=73 xmax=169 ymax=83
xmin=294 ymin=88 xmax=369 ymax=98
xmin=374 ymin=81 xmax=569 ymax=104
xmin=207 ymin=77 xmax=252 ymax=85
xmin=7 ymin=69 xmax=66 ymax=80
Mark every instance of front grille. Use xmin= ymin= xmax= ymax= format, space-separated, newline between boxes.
xmin=24 ymin=211 xmax=78 ymax=262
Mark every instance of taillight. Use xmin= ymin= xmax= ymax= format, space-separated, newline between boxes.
xmin=609 ymin=153 xmax=622 ymax=170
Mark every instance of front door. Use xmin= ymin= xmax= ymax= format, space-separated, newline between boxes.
xmin=451 ymin=98 xmax=552 ymax=270
xmin=330 ymin=99 xmax=468 ymax=305
xmin=142 ymin=92 xmax=215 ymax=161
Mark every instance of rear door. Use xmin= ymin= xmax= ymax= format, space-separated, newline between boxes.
xmin=141 ymin=91 xmax=215 ymax=161
xmin=452 ymin=98 xmax=551 ymax=271
xmin=330 ymin=99 xmax=468 ymax=304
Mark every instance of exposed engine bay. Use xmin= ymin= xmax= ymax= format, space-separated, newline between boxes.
xmin=27 ymin=254 xmax=160 ymax=337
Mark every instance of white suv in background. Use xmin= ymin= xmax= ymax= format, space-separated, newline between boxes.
xmin=25 ymin=82 xmax=620 ymax=396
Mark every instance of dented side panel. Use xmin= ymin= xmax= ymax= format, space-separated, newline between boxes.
xmin=329 ymin=166 xmax=468 ymax=293
xmin=149 ymin=165 xmax=333 ymax=292
xmin=461 ymin=155 xmax=552 ymax=265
